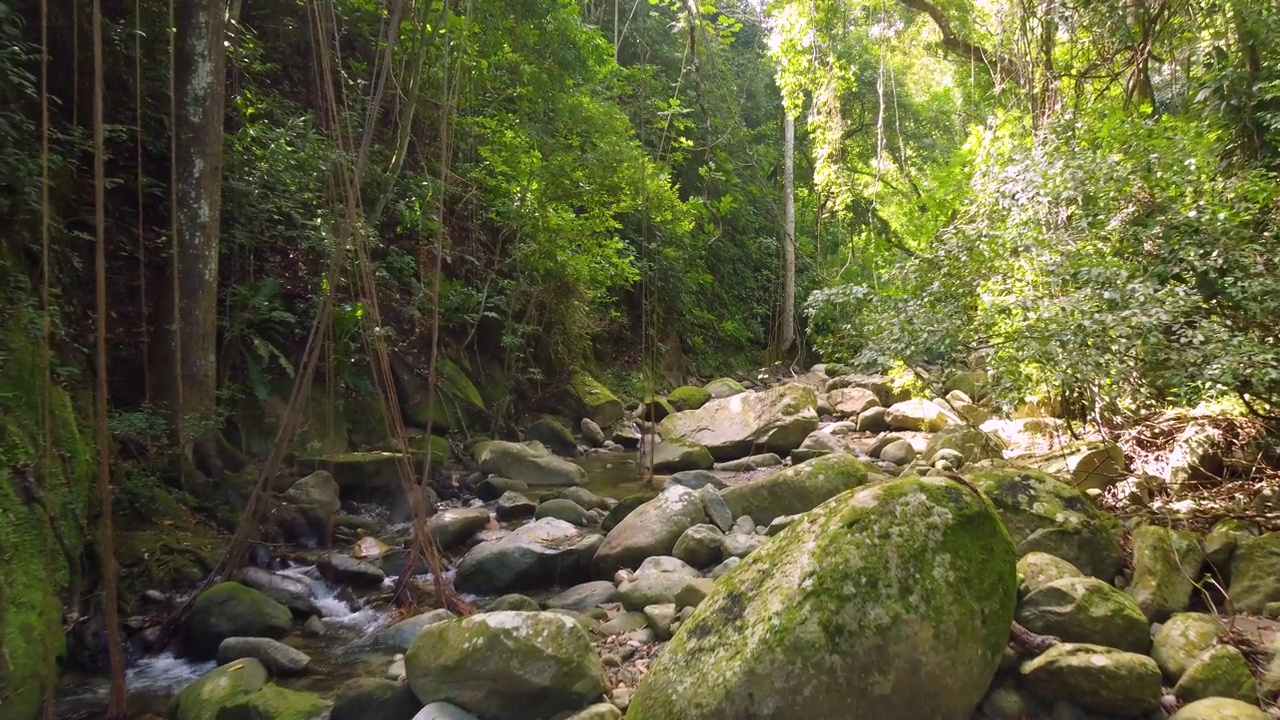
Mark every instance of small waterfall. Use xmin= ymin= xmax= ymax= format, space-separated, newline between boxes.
xmin=277 ymin=563 xmax=391 ymax=634
xmin=125 ymin=652 xmax=217 ymax=695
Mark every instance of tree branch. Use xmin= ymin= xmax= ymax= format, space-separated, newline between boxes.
xmin=894 ymin=0 xmax=1018 ymax=83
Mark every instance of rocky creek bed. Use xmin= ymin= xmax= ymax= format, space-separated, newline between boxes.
xmin=54 ymin=368 xmax=1280 ymax=720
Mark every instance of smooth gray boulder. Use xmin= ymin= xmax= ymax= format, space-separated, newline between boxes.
xmin=455 ymin=518 xmax=601 ymax=594
xmin=473 ymin=440 xmax=588 ymax=486
xmin=658 ymin=383 xmax=818 ymax=461
xmin=216 ymin=637 xmax=311 ymax=676
xmin=592 ymin=485 xmax=707 ymax=575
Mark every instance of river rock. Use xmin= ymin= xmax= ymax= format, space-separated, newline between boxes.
xmin=643 ymin=603 xmax=678 ymax=640
xmin=495 ymin=491 xmax=537 ymax=520
xmin=970 ymin=468 xmax=1124 ymax=579
xmin=1167 ymin=421 xmax=1226 ymax=486
xmin=601 ymin=495 xmax=647 ymax=532
xmin=1229 ymin=531 xmax=1280 ymax=614
xmin=664 ymin=470 xmax=725 ymax=491
xmin=1016 ymin=576 xmax=1151 ymax=653
xmin=331 ymin=678 xmax=422 ymax=720
xmin=856 ymin=406 xmax=890 ymax=432
xmin=282 ymin=470 xmax=341 ymax=536
xmin=428 ymin=507 xmax=492 ymax=549
xmin=703 ymin=377 xmax=746 ymax=399
xmin=216 ymin=637 xmax=311 ymax=676
xmin=827 ymin=387 xmax=881 ymax=419
xmin=696 ymin=486 xmax=732 ymax=532
xmin=1173 ymin=644 xmax=1257 ymax=703
xmin=879 ymin=438 xmax=917 ymax=465
xmin=825 ymin=373 xmax=908 ymax=405
xmin=979 ymin=678 xmax=1042 ymax=719
xmin=709 ymin=556 xmax=740 ymax=579
xmin=884 ymin=399 xmax=959 ymax=432
xmin=650 ymin=439 xmax=714 ymax=472
xmin=712 ymin=453 xmax=783 ymax=471
xmin=922 ymin=427 xmax=1005 ymax=466
xmin=413 ymin=702 xmax=481 ymax=720
xmin=1023 ymin=440 xmax=1127 ymax=493
xmin=581 ymin=418 xmax=607 ymax=448
xmin=668 ymin=385 xmax=712 ymax=411
xmin=557 ymin=486 xmax=612 ymax=512
xmin=473 ymin=440 xmax=588 ymax=486
xmin=1204 ymin=518 xmax=1258 ymax=572
xmin=1170 ymin=698 xmax=1271 ymax=720
xmin=536 ymin=498 xmax=595 ymax=527
xmin=658 ymin=383 xmax=818 ymax=461
xmin=475 ymin=476 xmax=529 ymax=501
xmin=640 ymin=395 xmax=676 ymax=422
xmin=168 ymin=657 xmax=268 ymax=720
xmin=231 ymin=567 xmax=316 ymax=615
xmin=215 ymin=683 xmax=327 ymax=720
xmin=187 ymin=582 xmax=293 ymax=658
xmin=617 ymin=556 xmax=700 ymax=610
xmin=719 ymin=452 xmax=874 ymax=526
xmin=1128 ymin=525 xmax=1204 ymax=620
xmin=626 ymin=475 xmax=1016 ymax=720
xmin=455 ymin=517 xmax=601 ymax=594
xmin=1019 ymin=643 xmax=1161 ymax=716
xmin=564 ymin=703 xmax=623 ymax=720
xmin=373 ymin=609 xmax=459 ymax=651
xmin=790 ymin=428 xmax=845 ymax=463
xmin=1016 ymin=552 xmax=1084 ymax=597
xmin=546 ymin=581 xmax=619 ymax=610
xmin=486 ymin=594 xmax=541 ymax=612
xmin=405 ymin=611 xmax=608 ymax=720
xmin=592 ymin=485 xmax=707 ymax=575
xmin=525 ymin=417 xmax=581 ymax=458
xmin=720 ymin=533 xmax=764 ymax=558
xmin=1152 ymin=612 xmax=1222 ymax=681
xmin=562 ymin=371 xmax=625 ymax=427
xmin=318 ymin=553 xmax=387 ymax=587
xmin=598 ymin=611 xmax=648 ymax=635
xmin=672 ymin=524 xmax=724 ymax=568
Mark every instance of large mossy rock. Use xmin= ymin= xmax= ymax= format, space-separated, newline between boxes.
xmin=330 ymin=678 xmax=422 ymax=720
xmin=1228 ymin=531 xmax=1280 ymax=614
xmin=592 ymin=485 xmax=707 ymax=576
xmin=281 ymin=470 xmax=340 ymax=536
xmin=455 ymin=518 xmax=601 ymax=595
xmin=668 ymin=385 xmax=711 ymax=411
xmin=561 ymin=371 xmax=624 ymax=427
xmin=1173 ymin=644 xmax=1257 ymax=704
xmin=187 ymin=582 xmax=293 ymax=658
xmin=969 ymin=467 xmax=1124 ymax=579
xmin=294 ymin=452 xmax=411 ymax=498
xmin=1127 ymin=525 xmax=1204 ymax=621
xmin=1170 ymin=698 xmax=1271 ymax=720
xmin=404 ymin=611 xmax=608 ymax=720
xmin=657 ymin=383 xmax=818 ymax=462
xmin=1022 ymin=440 xmax=1127 ymax=493
xmin=1015 ymin=577 xmax=1152 ymax=653
xmin=1018 ymin=643 xmax=1162 ymax=716
xmin=1016 ymin=552 xmax=1084 ymax=597
xmin=719 ymin=452 xmax=875 ymax=526
xmin=391 ymin=354 xmax=485 ymax=433
xmin=524 ymin=417 xmax=581 ymax=458
xmin=650 ymin=438 xmax=714 ymax=472
xmin=215 ymin=684 xmax=328 ymax=720
xmin=473 ymin=440 xmax=588 ymax=487
xmin=922 ymin=427 xmax=1005 ymax=466
xmin=626 ymin=475 xmax=1017 ymax=720
xmin=1152 ymin=612 xmax=1222 ymax=681
xmin=168 ymin=658 xmax=269 ymax=720
xmin=703 ymin=377 xmax=747 ymax=399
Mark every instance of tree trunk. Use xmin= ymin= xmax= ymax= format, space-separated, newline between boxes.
xmin=778 ymin=110 xmax=797 ymax=354
xmin=168 ymin=0 xmax=228 ymax=477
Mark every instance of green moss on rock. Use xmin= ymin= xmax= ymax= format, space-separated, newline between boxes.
xmin=667 ymin=386 xmax=711 ymax=411
xmin=215 ymin=684 xmax=328 ymax=720
xmin=719 ymin=452 xmax=876 ymax=525
xmin=1173 ymin=644 xmax=1257 ymax=704
xmin=187 ymin=582 xmax=293 ymax=658
xmin=168 ymin=658 xmax=269 ymax=720
xmin=564 ymin=371 xmax=624 ymax=427
xmin=1127 ymin=525 xmax=1204 ymax=621
xmin=627 ymin=475 xmax=1017 ymax=720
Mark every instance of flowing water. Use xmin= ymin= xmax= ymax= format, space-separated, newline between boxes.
xmin=54 ymin=451 xmax=649 ymax=718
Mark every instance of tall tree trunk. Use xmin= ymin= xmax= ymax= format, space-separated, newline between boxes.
xmin=778 ymin=111 xmax=797 ymax=354
xmin=168 ymin=0 xmax=228 ymax=477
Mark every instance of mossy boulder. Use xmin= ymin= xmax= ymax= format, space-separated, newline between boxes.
xmin=1127 ymin=525 xmax=1204 ymax=620
xmin=640 ymin=395 xmax=676 ymax=421
xmin=1204 ymin=517 xmax=1258 ymax=571
xmin=1016 ymin=552 xmax=1084 ymax=597
xmin=719 ymin=452 xmax=875 ymax=526
xmin=1152 ymin=612 xmax=1223 ymax=681
xmin=535 ymin=498 xmax=595 ymax=527
xmin=486 ymin=594 xmax=542 ymax=612
xmin=969 ymin=467 xmax=1124 ymax=579
xmin=593 ymin=485 xmax=708 ymax=575
xmin=404 ymin=611 xmax=608 ymax=720
xmin=922 ymin=427 xmax=1005 ymax=466
xmin=1018 ymin=643 xmax=1162 ymax=716
xmin=473 ymin=440 xmax=588 ymax=486
xmin=658 ymin=383 xmax=818 ymax=461
xmin=1015 ymin=576 xmax=1151 ymax=653
xmin=1228 ymin=531 xmax=1280 ymax=614
xmin=330 ymin=678 xmax=422 ymax=720
xmin=703 ymin=377 xmax=746 ymax=399
xmin=650 ymin=438 xmax=714 ymax=472
xmin=392 ymin=354 xmax=485 ymax=433
xmin=626 ymin=475 xmax=1017 ymax=720
xmin=169 ymin=658 xmax=269 ymax=720
xmin=215 ymin=684 xmax=328 ymax=720
xmin=1173 ymin=644 xmax=1257 ymax=704
xmin=1170 ymin=698 xmax=1271 ymax=720
xmin=295 ymin=452 xmax=410 ymax=498
xmin=562 ymin=371 xmax=625 ymax=427
xmin=668 ymin=385 xmax=712 ymax=411
xmin=525 ymin=417 xmax=580 ymax=458
xmin=281 ymin=470 xmax=340 ymax=538
xmin=187 ymin=582 xmax=293 ymax=658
